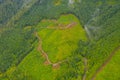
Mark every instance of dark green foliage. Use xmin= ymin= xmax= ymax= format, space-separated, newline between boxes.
xmin=0 ymin=28 xmax=35 ymax=72
xmin=0 ymin=0 xmax=120 ymax=80
xmin=56 ymin=0 xmax=120 ymax=79
xmin=16 ymin=0 xmax=70 ymax=27
xmin=0 ymin=0 xmax=23 ymax=26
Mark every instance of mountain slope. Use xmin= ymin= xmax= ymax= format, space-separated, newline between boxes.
xmin=0 ymin=0 xmax=120 ymax=80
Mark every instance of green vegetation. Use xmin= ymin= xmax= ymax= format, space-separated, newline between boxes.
xmin=37 ymin=14 xmax=87 ymax=62
xmin=0 ymin=0 xmax=120 ymax=80
xmin=0 ymin=27 xmax=35 ymax=73
xmin=96 ymin=49 xmax=120 ymax=80
xmin=0 ymin=0 xmax=23 ymax=26
xmin=0 ymin=14 xmax=87 ymax=80
xmin=8 ymin=47 xmax=57 ymax=80
xmin=16 ymin=0 xmax=69 ymax=27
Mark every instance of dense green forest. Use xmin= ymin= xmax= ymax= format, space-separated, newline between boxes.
xmin=0 ymin=0 xmax=120 ymax=80
xmin=0 ymin=0 xmax=23 ymax=25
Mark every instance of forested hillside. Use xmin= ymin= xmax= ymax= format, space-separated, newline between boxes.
xmin=0 ymin=0 xmax=23 ymax=26
xmin=0 ymin=0 xmax=120 ymax=80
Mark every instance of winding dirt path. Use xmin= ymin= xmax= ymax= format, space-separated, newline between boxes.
xmin=34 ymin=22 xmax=77 ymax=68
xmin=35 ymin=32 xmax=67 ymax=68
xmin=35 ymin=32 xmax=52 ymax=65
xmin=40 ymin=22 xmax=77 ymax=30
xmin=82 ymin=58 xmax=88 ymax=80
xmin=91 ymin=46 xmax=120 ymax=80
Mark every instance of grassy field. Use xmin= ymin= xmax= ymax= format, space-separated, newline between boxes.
xmin=6 ymin=45 xmax=64 ymax=80
xmin=96 ymin=49 xmax=120 ymax=80
xmin=3 ymin=14 xmax=87 ymax=80
xmin=37 ymin=14 xmax=87 ymax=63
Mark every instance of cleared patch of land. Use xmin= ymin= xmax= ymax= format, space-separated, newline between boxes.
xmin=37 ymin=14 xmax=87 ymax=63
xmin=4 ymin=14 xmax=87 ymax=80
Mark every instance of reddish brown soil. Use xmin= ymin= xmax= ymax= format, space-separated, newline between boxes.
xmin=52 ymin=63 xmax=60 ymax=69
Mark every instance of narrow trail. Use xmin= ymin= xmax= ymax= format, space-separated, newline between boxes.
xmin=40 ymin=22 xmax=77 ymax=30
xmin=91 ymin=46 xmax=120 ymax=80
xmin=35 ymin=32 xmax=67 ymax=68
xmin=34 ymin=22 xmax=77 ymax=68
xmin=35 ymin=32 xmax=52 ymax=65
xmin=34 ymin=22 xmax=77 ymax=69
xmin=82 ymin=58 xmax=88 ymax=80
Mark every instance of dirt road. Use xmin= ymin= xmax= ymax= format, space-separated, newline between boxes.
xmin=91 ymin=46 xmax=120 ymax=80
xmin=82 ymin=58 xmax=88 ymax=80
